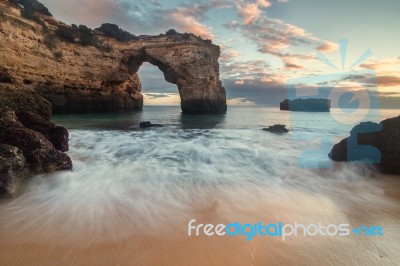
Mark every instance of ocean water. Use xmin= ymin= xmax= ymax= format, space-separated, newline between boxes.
xmin=0 ymin=106 xmax=399 ymax=248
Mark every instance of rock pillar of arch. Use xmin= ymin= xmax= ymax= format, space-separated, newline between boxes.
xmin=119 ymin=35 xmax=227 ymax=114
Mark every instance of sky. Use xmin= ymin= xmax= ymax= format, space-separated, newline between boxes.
xmin=40 ymin=0 xmax=400 ymax=108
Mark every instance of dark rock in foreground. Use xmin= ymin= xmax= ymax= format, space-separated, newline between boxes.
xmin=329 ymin=116 xmax=400 ymax=174
xmin=280 ymin=98 xmax=330 ymax=112
xmin=263 ymin=124 xmax=289 ymax=134
xmin=0 ymin=67 xmax=13 ymax=83
xmin=139 ymin=121 xmax=163 ymax=128
xmin=0 ymin=89 xmax=72 ymax=196
xmin=0 ymin=144 xmax=27 ymax=195
xmin=95 ymin=23 xmax=136 ymax=42
xmin=15 ymin=110 xmax=69 ymax=152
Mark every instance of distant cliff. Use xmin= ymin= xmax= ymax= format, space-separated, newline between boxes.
xmin=280 ymin=98 xmax=331 ymax=112
xmin=0 ymin=0 xmax=226 ymax=114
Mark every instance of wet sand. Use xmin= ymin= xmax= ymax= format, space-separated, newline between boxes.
xmin=1 ymin=172 xmax=400 ymax=265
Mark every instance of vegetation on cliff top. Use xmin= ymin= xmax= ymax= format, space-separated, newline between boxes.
xmin=8 ymin=0 xmax=112 ymax=53
xmin=54 ymin=24 xmax=112 ymax=52
xmin=95 ymin=23 xmax=136 ymax=42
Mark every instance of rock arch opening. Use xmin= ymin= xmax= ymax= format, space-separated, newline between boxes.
xmin=118 ymin=38 xmax=227 ymax=114
xmin=138 ymin=63 xmax=181 ymax=106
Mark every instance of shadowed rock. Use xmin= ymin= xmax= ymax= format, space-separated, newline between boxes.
xmin=0 ymin=90 xmax=72 ymax=196
xmin=15 ymin=110 xmax=69 ymax=152
xmin=0 ymin=109 xmax=72 ymax=172
xmin=329 ymin=116 xmax=400 ymax=174
xmin=262 ymin=124 xmax=289 ymax=134
xmin=0 ymin=68 xmax=13 ymax=83
xmin=0 ymin=144 xmax=27 ymax=196
xmin=139 ymin=121 xmax=163 ymax=128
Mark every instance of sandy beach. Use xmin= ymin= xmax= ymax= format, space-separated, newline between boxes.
xmin=1 ymin=170 xmax=399 ymax=266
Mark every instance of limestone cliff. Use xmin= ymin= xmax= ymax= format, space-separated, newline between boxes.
xmin=0 ymin=0 xmax=227 ymax=114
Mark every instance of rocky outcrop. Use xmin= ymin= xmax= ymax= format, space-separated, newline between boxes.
xmin=329 ymin=116 xmax=400 ymax=174
xmin=15 ymin=110 xmax=69 ymax=152
xmin=262 ymin=124 xmax=289 ymax=134
xmin=0 ymin=0 xmax=227 ymax=114
xmin=0 ymin=89 xmax=72 ymax=196
xmin=280 ymin=98 xmax=330 ymax=112
xmin=139 ymin=121 xmax=163 ymax=128
xmin=0 ymin=144 xmax=27 ymax=195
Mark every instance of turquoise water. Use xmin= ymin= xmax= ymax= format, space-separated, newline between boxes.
xmin=0 ymin=106 xmax=399 ymax=245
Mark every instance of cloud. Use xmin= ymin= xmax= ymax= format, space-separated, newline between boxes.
xmin=170 ymin=11 xmax=214 ymax=39
xmin=283 ymin=61 xmax=303 ymax=69
xmin=236 ymin=0 xmax=271 ymax=25
xmin=241 ymin=17 xmax=318 ymax=56
xmin=144 ymin=93 xmax=172 ymax=99
xmin=227 ymin=10 xmax=338 ymax=74
xmin=257 ymin=0 xmax=272 ymax=8
xmin=223 ymin=79 xmax=286 ymax=106
xmin=360 ymin=57 xmax=400 ymax=72
xmin=219 ymin=47 xmax=241 ymax=63
xmin=379 ymin=96 xmax=400 ymax=109
xmin=165 ymin=1 xmax=233 ymax=39
xmin=40 ymin=0 xmax=228 ymax=39
xmin=225 ymin=20 xmax=240 ymax=29
xmin=376 ymin=76 xmax=400 ymax=87
xmin=227 ymin=97 xmax=256 ymax=106
xmin=221 ymin=59 xmax=271 ymax=80
xmin=341 ymin=73 xmax=400 ymax=88
xmin=341 ymin=56 xmax=400 ymax=88
xmin=143 ymin=93 xmax=181 ymax=105
xmin=317 ymin=41 xmax=338 ymax=53
xmin=138 ymin=63 xmax=178 ymax=93
xmin=237 ymin=3 xmax=263 ymax=25
xmin=224 ymin=1 xmax=337 ymax=74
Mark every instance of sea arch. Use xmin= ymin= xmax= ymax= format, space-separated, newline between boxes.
xmin=118 ymin=35 xmax=227 ymax=114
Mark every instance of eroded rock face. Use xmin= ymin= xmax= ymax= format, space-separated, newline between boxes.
xmin=262 ymin=124 xmax=289 ymax=134
xmin=139 ymin=121 xmax=163 ymax=128
xmin=329 ymin=116 xmax=400 ymax=174
xmin=15 ymin=110 xmax=69 ymax=152
xmin=0 ymin=144 xmax=27 ymax=196
xmin=0 ymin=108 xmax=72 ymax=172
xmin=0 ymin=90 xmax=72 ymax=196
xmin=0 ymin=1 xmax=227 ymax=114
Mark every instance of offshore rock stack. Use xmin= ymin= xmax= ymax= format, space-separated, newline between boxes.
xmin=280 ymin=98 xmax=331 ymax=112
